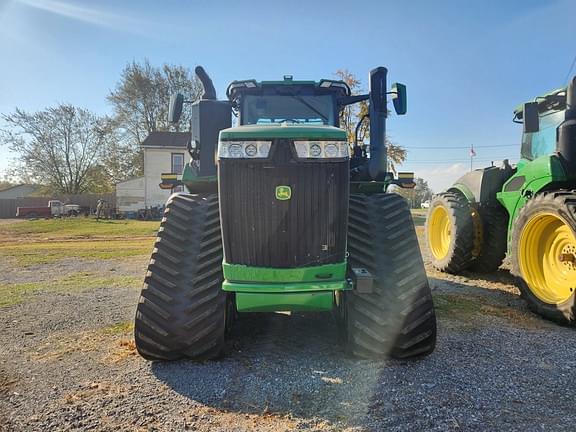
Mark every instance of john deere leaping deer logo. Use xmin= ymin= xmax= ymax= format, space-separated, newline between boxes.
xmin=275 ymin=185 xmax=292 ymax=201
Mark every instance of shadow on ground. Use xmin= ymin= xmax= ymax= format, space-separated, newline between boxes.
xmin=149 ymin=274 xmax=563 ymax=430
xmin=151 ymin=312 xmax=392 ymax=428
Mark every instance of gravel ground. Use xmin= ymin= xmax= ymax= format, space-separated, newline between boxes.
xmin=1 ymin=231 xmax=576 ymax=431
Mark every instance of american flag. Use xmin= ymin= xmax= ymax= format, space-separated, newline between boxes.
xmin=469 ymin=146 xmax=477 ymax=157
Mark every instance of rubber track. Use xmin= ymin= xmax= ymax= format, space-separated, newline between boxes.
xmin=470 ymin=204 xmax=508 ymax=273
xmin=426 ymin=192 xmax=475 ymax=273
xmin=134 ymin=194 xmax=226 ymax=360
xmin=511 ymin=190 xmax=576 ymax=325
xmin=346 ymin=193 xmax=437 ymax=359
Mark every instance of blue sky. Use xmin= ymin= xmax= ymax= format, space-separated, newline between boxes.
xmin=1 ymin=0 xmax=575 ymax=191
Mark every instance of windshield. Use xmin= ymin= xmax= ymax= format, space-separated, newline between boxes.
xmin=241 ymin=94 xmax=336 ymax=125
xmin=521 ymin=109 xmax=565 ymax=160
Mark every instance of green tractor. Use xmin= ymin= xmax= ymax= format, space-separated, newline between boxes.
xmin=426 ymin=78 xmax=576 ymax=324
xmin=134 ymin=66 xmax=436 ymax=361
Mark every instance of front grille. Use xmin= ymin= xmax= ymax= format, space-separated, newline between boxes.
xmin=218 ymin=139 xmax=349 ymax=268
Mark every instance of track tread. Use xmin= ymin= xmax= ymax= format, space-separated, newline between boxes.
xmin=134 ymin=193 xmax=226 ymax=361
xmin=345 ymin=193 xmax=437 ymax=359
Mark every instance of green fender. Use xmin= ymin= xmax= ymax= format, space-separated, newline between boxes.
xmin=496 ymin=155 xmax=569 ymax=232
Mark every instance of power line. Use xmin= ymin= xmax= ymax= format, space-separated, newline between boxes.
xmin=405 ymin=158 xmax=515 ymax=164
xmin=403 ymin=144 xmax=517 ymax=150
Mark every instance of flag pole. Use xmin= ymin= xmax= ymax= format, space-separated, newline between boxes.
xmin=470 ymin=144 xmax=476 ymax=171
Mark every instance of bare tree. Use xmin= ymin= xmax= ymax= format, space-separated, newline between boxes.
xmin=1 ymin=105 xmax=109 ymax=194
xmin=335 ymin=69 xmax=407 ymax=173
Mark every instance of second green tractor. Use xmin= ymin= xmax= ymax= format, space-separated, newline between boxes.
xmin=426 ymin=78 xmax=576 ymax=324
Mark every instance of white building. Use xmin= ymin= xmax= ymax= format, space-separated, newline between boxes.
xmin=116 ymin=132 xmax=191 ymax=213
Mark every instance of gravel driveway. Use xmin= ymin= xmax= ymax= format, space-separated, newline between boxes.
xmin=1 ymin=233 xmax=575 ymax=431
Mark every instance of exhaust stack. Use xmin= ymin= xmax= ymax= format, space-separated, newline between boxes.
xmin=195 ymin=66 xmax=217 ymax=100
xmin=368 ymin=67 xmax=388 ymax=180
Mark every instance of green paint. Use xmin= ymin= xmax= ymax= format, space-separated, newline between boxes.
xmin=275 ymin=185 xmax=292 ymax=200
xmin=222 ymin=262 xmax=347 ymax=283
xmin=181 ymin=164 xmax=217 ymax=192
xmin=222 ymin=280 xmax=348 ymax=293
xmin=449 ymin=183 xmax=476 ymax=203
xmin=219 ymin=124 xmax=347 ymax=140
xmin=235 ymin=291 xmax=334 ymax=312
xmin=496 ymin=154 xmax=571 ymax=252
xmin=497 ymin=154 xmax=568 ymax=224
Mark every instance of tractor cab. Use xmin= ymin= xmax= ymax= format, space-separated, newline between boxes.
xmin=227 ymin=77 xmax=350 ymax=126
xmin=514 ymin=87 xmax=567 ymax=161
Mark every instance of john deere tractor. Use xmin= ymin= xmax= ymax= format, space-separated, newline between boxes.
xmin=134 ymin=66 xmax=436 ymax=361
xmin=426 ymin=78 xmax=576 ymax=324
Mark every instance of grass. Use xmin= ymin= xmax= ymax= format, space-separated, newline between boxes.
xmin=0 ymin=218 xmax=159 ymax=241
xmin=0 ymin=272 xmax=142 ymax=307
xmin=0 ymin=238 xmax=154 ymax=266
xmin=0 ymin=218 xmax=158 ymax=267
xmin=0 ymin=218 xmax=154 ymax=307
xmin=100 ymin=321 xmax=134 ymax=336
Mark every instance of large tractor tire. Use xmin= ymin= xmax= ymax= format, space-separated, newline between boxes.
xmin=511 ymin=190 xmax=576 ymax=325
xmin=425 ymin=192 xmax=475 ymax=273
xmin=134 ymin=193 xmax=227 ymax=361
xmin=344 ymin=193 xmax=437 ymax=359
xmin=469 ymin=205 xmax=508 ymax=273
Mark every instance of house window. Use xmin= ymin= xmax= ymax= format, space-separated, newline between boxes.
xmin=171 ymin=153 xmax=185 ymax=192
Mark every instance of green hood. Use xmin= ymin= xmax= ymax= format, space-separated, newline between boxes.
xmin=219 ymin=124 xmax=347 ymax=141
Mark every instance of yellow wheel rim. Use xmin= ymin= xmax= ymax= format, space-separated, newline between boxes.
xmin=428 ymin=205 xmax=452 ymax=261
xmin=519 ymin=212 xmax=576 ymax=304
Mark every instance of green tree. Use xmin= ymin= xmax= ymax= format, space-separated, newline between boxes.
xmin=335 ymin=69 xmax=407 ymax=173
xmin=108 ymin=59 xmax=203 ymax=177
xmin=394 ymin=177 xmax=433 ymax=208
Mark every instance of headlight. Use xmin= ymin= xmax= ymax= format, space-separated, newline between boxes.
xmin=218 ymin=141 xmax=272 ymax=159
xmin=244 ymin=144 xmax=257 ymax=157
xmin=294 ymin=141 xmax=349 ymax=159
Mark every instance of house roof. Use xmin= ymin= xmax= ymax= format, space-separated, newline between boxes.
xmin=0 ymin=184 xmax=38 ymax=193
xmin=141 ymin=132 xmax=189 ymax=148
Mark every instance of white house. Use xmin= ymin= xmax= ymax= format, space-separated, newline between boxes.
xmin=116 ymin=132 xmax=191 ymax=213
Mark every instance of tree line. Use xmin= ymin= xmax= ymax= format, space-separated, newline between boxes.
xmin=0 ymin=61 xmax=410 ymax=194
xmin=0 ymin=60 xmax=203 ymax=194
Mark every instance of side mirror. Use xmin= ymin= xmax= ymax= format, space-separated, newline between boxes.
xmin=391 ymin=83 xmax=407 ymax=115
xmin=523 ymin=102 xmax=539 ymax=133
xmin=168 ymin=93 xmax=184 ymax=123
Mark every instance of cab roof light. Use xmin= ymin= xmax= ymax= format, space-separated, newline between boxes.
xmin=226 ymin=80 xmax=258 ymax=98
xmin=318 ymin=80 xmax=351 ymax=95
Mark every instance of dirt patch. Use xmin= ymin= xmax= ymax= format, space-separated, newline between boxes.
xmin=434 ymin=292 xmax=548 ymax=330
xmin=0 ymin=219 xmax=25 ymax=226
